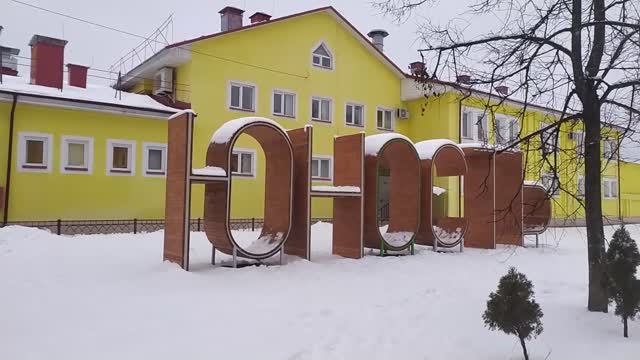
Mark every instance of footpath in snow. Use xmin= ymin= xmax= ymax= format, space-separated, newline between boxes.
xmin=1 ymin=223 xmax=639 ymax=359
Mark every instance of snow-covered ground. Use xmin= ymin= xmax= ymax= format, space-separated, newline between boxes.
xmin=1 ymin=223 xmax=639 ymax=359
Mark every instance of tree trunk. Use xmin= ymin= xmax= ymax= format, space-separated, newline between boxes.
xmin=583 ymin=100 xmax=609 ymax=312
xmin=624 ymin=316 xmax=628 ymax=338
xmin=519 ymin=335 xmax=529 ymax=360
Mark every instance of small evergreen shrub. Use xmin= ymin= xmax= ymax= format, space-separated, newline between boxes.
xmin=606 ymin=226 xmax=640 ymax=338
xmin=483 ymin=267 xmax=543 ymax=360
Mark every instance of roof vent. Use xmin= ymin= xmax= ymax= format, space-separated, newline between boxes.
xmin=250 ymin=12 xmax=271 ymax=24
xmin=219 ymin=6 xmax=244 ymax=32
xmin=67 ymin=64 xmax=89 ymax=88
xmin=1 ymin=46 xmax=20 ymax=76
xmin=367 ymin=29 xmax=389 ymax=52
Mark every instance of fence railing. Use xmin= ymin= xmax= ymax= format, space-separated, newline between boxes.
xmin=0 ymin=218 xmax=334 ymax=236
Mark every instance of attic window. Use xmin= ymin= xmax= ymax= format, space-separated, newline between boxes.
xmin=312 ymin=43 xmax=333 ymax=69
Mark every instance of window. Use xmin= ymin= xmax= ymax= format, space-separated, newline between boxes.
xmin=273 ymin=90 xmax=296 ymax=118
xmin=345 ymin=103 xmax=364 ymax=127
xmin=61 ymin=136 xmax=93 ymax=174
xmin=541 ymin=173 xmax=560 ymax=198
xmin=603 ymin=139 xmax=618 ymax=160
xmin=143 ymin=143 xmax=167 ymax=177
xmin=495 ymin=115 xmax=519 ymax=146
xmin=540 ymin=123 xmax=557 ymax=155
xmin=107 ymin=140 xmax=135 ymax=176
xmin=461 ymin=108 xmax=488 ymax=142
xmin=229 ymin=82 xmax=256 ymax=112
xmin=311 ymin=97 xmax=332 ymax=122
xmin=377 ymin=108 xmax=394 ymax=131
xmin=311 ymin=156 xmax=332 ymax=181
xmin=577 ymin=175 xmax=585 ymax=198
xmin=18 ymin=132 xmax=52 ymax=172
xmin=312 ymin=43 xmax=333 ymax=69
xmin=603 ymin=177 xmax=618 ymax=199
xmin=231 ymin=148 xmax=255 ymax=177
xmin=572 ymin=131 xmax=584 ymax=155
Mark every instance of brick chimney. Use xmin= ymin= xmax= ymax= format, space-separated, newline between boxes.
xmin=67 ymin=64 xmax=89 ymax=88
xmin=495 ymin=85 xmax=509 ymax=95
xmin=367 ymin=29 xmax=389 ymax=52
xmin=409 ymin=61 xmax=425 ymax=76
xmin=1 ymin=46 xmax=20 ymax=76
xmin=219 ymin=6 xmax=244 ymax=32
xmin=456 ymin=74 xmax=471 ymax=84
xmin=29 ymin=35 xmax=68 ymax=89
xmin=249 ymin=12 xmax=271 ymax=24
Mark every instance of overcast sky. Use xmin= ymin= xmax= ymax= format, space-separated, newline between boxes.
xmin=0 ymin=0 xmax=478 ymax=77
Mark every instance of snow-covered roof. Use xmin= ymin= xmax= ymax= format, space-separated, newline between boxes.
xmin=210 ymin=117 xmax=287 ymax=144
xmin=0 ymin=75 xmax=179 ymax=116
xmin=414 ymin=139 xmax=459 ymax=160
xmin=364 ymin=133 xmax=412 ymax=156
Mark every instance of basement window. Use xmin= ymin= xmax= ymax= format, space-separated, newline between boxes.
xmin=61 ymin=136 xmax=93 ymax=174
xmin=312 ymin=43 xmax=333 ymax=69
xmin=143 ymin=143 xmax=167 ymax=177
xmin=18 ymin=132 xmax=52 ymax=173
xmin=107 ymin=140 xmax=135 ymax=176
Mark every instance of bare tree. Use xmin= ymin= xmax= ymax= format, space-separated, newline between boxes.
xmin=374 ymin=0 xmax=640 ymax=312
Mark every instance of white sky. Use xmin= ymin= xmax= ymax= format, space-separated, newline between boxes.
xmin=0 ymin=0 xmax=477 ymax=78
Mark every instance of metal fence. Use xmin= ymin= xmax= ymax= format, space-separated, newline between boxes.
xmin=0 ymin=218 xmax=334 ymax=236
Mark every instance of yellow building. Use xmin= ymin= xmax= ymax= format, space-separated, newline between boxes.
xmin=2 ymin=6 xmax=638 ymax=225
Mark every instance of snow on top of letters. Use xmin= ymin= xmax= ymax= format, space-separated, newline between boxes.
xmin=192 ymin=166 xmax=226 ymax=177
xmin=210 ymin=117 xmax=287 ymax=144
xmin=168 ymin=109 xmax=197 ymax=120
xmin=364 ymin=133 xmax=412 ymax=155
xmin=414 ymin=139 xmax=459 ymax=160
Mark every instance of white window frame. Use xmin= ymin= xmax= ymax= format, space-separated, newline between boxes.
xmin=572 ymin=130 xmax=584 ymax=155
xmin=494 ymin=114 xmax=519 ymax=146
xmin=311 ymin=42 xmax=334 ymax=70
xmin=107 ymin=139 xmax=136 ymax=176
xmin=540 ymin=123 xmax=557 ymax=155
xmin=272 ymin=89 xmax=297 ymax=118
xmin=143 ymin=142 xmax=167 ymax=177
xmin=460 ymin=107 xmax=488 ymax=142
xmin=603 ymin=177 xmax=618 ymax=199
xmin=577 ymin=175 xmax=585 ymax=198
xmin=228 ymin=81 xmax=257 ymax=112
xmin=603 ymin=138 xmax=618 ymax=160
xmin=541 ymin=172 xmax=560 ymax=198
xmin=311 ymin=156 xmax=333 ymax=181
xmin=18 ymin=132 xmax=53 ymax=173
xmin=345 ymin=102 xmax=365 ymax=127
xmin=231 ymin=147 xmax=256 ymax=178
xmin=376 ymin=107 xmax=395 ymax=131
xmin=311 ymin=96 xmax=333 ymax=123
xmin=60 ymin=136 xmax=93 ymax=174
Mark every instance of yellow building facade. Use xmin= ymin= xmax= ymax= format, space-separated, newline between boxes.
xmin=1 ymin=6 xmax=638 ymax=224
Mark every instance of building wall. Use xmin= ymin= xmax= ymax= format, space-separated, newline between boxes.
xmin=5 ymin=103 xmax=167 ymax=221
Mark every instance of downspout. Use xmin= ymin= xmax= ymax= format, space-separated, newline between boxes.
xmin=617 ymin=155 xmax=622 ymax=223
xmin=3 ymin=94 xmax=17 ymax=225
xmin=458 ymin=100 xmax=462 ymax=218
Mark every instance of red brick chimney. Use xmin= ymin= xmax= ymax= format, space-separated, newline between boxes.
xmin=29 ymin=35 xmax=68 ymax=89
xmin=67 ymin=64 xmax=89 ymax=88
xmin=409 ymin=61 xmax=425 ymax=76
xmin=495 ymin=85 xmax=509 ymax=95
xmin=456 ymin=74 xmax=471 ymax=84
xmin=219 ymin=6 xmax=244 ymax=32
xmin=249 ymin=12 xmax=271 ymax=24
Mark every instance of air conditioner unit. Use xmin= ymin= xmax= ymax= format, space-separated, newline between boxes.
xmin=397 ymin=108 xmax=409 ymax=119
xmin=153 ymin=67 xmax=174 ymax=95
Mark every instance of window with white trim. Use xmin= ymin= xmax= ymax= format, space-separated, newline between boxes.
xmin=273 ymin=90 xmax=296 ymax=118
xmin=18 ymin=132 xmax=52 ymax=172
xmin=572 ymin=131 xmax=584 ymax=155
xmin=461 ymin=108 xmax=488 ymax=142
xmin=541 ymin=173 xmax=560 ymax=198
xmin=61 ymin=136 xmax=93 ymax=174
xmin=143 ymin=143 xmax=167 ymax=176
xmin=377 ymin=108 xmax=394 ymax=131
xmin=577 ymin=175 xmax=585 ymax=198
xmin=495 ymin=115 xmax=519 ymax=146
xmin=312 ymin=43 xmax=333 ymax=69
xmin=229 ymin=82 xmax=255 ymax=112
xmin=107 ymin=140 xmax=135 ymax=176
xmin=603 ymin=139 xmax=618 ymax=160
xmin=603 ymin=177 xmax=618 ymax=199
xmin=540 ymin=123 xmax=557 ymax=155
xmin=311 ymin=97 xmax=332 ymax=122
xmin=311 ymin=157 xmax=332 ymax=181
xmin=345 ymin=103 xmax=364 ymax=127
xmin=231 ymin=148 xmax=255 ymax=177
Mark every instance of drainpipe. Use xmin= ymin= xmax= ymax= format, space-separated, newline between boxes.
xmin=617 ymin=155 xmax=622 ymax=223
xmin=458 ymin=100 xmax=463 ymax=218
xmin=3 ymin=94 xmax=17 ymax=225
